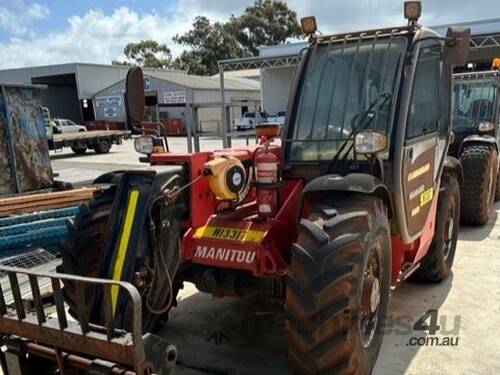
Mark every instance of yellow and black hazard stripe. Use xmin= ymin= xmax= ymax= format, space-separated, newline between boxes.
xmin=110 ymin=189 xmax=140 ymax=314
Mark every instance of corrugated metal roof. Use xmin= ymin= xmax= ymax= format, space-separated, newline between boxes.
xmin=432 ymin=17 xmax=500 ymax=36
xmin=0 ymin=62 xmax=186 ymax=75
xmin=212 ymin=69 xmax=261 ymax=79
xmin=0 ymin=63 xmax=187 ymax=99
xmin=147 ymin=72 xmax=260 ymax=91
xmin=259 ymin=42 xmax=307 ymax=57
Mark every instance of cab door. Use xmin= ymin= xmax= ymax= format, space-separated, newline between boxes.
xmin=399 ymin=41 xmax=450 ymax=240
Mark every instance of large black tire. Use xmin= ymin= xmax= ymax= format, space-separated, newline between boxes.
xmin=285 ymin=195 xmax=391 ymax=374
xmin=410 ymin=175 xmax=460 ymax=283
xmin=57 ymin=185 xmax=182 ymax=331
xmin=57 ymin=188 xmax=115 ymax=318
xmin=71 ymin=145 xmax=87 ymax=154
xmin=460 ymin=144 xmax=498 ymax=225
xmin=94 ymin=140 xmax=111 ymax=154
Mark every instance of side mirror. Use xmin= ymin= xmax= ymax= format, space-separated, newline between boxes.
xmin=444 ymin=27 xmax=471 ymax=67
xmin=125 ymin=67 xmax=145 ymax=130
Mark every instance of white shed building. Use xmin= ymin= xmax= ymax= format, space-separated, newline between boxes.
xmin=93 ymin=72 xmax=261 ymax=133
xmin=0 ymin=63 xmax=186 ymax=123
xmin=259 ymin=42 xmax=306 ymax=116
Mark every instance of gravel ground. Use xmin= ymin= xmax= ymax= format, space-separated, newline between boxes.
xmin=51 ymin=137 xmax=500 ymax=375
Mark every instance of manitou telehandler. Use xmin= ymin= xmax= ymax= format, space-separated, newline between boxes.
xmin=0 ymin=2 xmax=471 ymax=374
xmin=449 ymin=63 xmax=500 ymax=225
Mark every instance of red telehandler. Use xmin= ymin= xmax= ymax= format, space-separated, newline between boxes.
xmin=0 ymin=2 xmax=471 ymax=374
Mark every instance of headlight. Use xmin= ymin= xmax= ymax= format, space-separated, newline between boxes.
xmin=134 ymin=136 xmax=154 ymax=154
xmin=354 ymin=131 xmax=388 ymax=155
xmin=478 ymin=122 xmax=494 ymax=132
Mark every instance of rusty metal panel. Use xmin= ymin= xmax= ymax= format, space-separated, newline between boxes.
xmin=0 ymin=84 xmax=53 ymax=196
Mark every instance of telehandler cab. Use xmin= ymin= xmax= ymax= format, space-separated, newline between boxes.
xmin=449 ymin=64 xmax=500 ymax=224
xmin=0 ymin=2 xmax=471 ymax=374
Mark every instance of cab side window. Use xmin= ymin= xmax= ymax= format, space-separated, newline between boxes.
xmin=407 ymin=43 xmax=444 ymax=139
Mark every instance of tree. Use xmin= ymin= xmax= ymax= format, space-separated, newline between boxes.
xmin=173 ymin=16 xmax=247 ymax=75
xmin=112 ymin=40 xmax=172 ymax=68
xmin=230 ymin=0 xmax=302 ymax=56
xmin=113 ymin=1 xmax=302 ymax=74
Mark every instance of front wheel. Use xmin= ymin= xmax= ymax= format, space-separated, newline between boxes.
xmin=285 ymin=195 xmax=391 ymax=374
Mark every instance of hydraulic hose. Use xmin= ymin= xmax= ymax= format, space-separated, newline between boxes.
xmin=145 ymin=174 xmax=201 ymax=315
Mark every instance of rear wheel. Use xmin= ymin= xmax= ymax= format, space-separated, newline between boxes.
xmin=94 ymin=140 xmax=111 ymax=154
xmin=71 ymin=145 xmax=87 ymax=154
xmin=57 ymin=188 xmax=115 ymax=317
xmin=460 ymin=144 xmax=497 ymax=225
xmin=410 ymin=175 xmax=460 ymax=282
xmin=285 ymin=195 xmax=391 ymax=374
xmin=57 ymin=185 xmax=182 ymax=331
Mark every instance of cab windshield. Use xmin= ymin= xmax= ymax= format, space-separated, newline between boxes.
xmin=287 ymin=37 xmax=407 ymax=162
xmin=453 ymin=77 xmax=498 ymax=130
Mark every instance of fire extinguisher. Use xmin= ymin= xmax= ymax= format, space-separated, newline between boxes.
xmin=255 ymin=145 xmax=279 ymax=217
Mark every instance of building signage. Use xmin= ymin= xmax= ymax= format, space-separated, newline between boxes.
xmin=95 ymin=95 xmax=122 ymax=108
xmin=163 ymin=91 xmax=186 ymax=104
xmin=144 ymin=76 xmax=150 ymax=90
xmin=103 ymin=107 xmax=118 ymax=118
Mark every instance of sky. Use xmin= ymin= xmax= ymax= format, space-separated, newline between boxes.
xmin=1 ymin=0 xmax=500 ymax=69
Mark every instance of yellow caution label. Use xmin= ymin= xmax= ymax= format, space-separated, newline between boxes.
xmin=420 ymin=187 xmax=434 ymax=207
xmin=194 ymin=226 xmax=266 ymax=243
xmin=111 ymin=189 xmax=139 ymax=314
xmin=408 ymin=163 xmax=430 ymax=181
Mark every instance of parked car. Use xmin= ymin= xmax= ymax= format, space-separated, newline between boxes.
xmin=234 ymin=111 xmax=269 ymax=131
xmin=52 ymin=118 xmax=87 ymax=133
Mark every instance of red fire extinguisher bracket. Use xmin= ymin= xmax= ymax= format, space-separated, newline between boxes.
xmin=255 ymin=144 xmax=279 ymax=217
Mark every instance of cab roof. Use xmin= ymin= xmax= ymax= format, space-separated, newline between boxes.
xmin=311 ymin=24 xmax=443 ymax=47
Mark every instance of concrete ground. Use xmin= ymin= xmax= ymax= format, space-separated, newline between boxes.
xmin=51 ymin=138 xmax=500 ymax=375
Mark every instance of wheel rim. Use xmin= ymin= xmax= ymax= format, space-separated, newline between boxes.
xmin=443 ymin=199 xmax=456 ymax=260
xmin=359 ymin=244 xmax=382 ymax=348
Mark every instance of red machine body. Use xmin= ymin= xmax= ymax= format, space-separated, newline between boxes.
xmin=150 ymin=144 xmax=302 ymax=277
xmin=149 ymin=142 xmax=439 ymax=286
